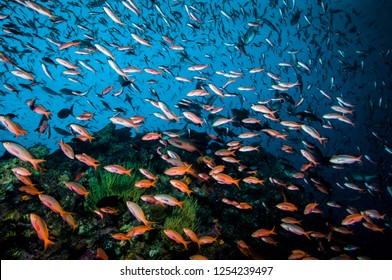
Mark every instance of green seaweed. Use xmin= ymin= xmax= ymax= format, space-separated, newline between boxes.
xmin=85 ymin=162 xmax=145 ymax=211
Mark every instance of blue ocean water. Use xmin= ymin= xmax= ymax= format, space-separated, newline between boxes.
xmin=0 ymin=0 xmax=392 ymax=259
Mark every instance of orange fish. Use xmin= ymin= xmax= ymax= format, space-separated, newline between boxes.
xmin=169 ymin=180 xmax=193 ymax=197
xmin=25 ymin=0 xmax=55 ymax=20
xmin=215 ymin=149 xmax=236 ymax=157
xmin=76 ymin=112 xmax=95 ymax=121
xmin=30 ymin=213 xmax=55 ymax=251
xmin=75 ymin=153 xmax=100 ymax=170
xmin=288 ymin=250 xmax=309 ymax=260
xmin=276 ymin=202 xmax=298 ymax=212
xmin=19 ymin=185 xmax=44 ymax=195
xmin=0 ymin=115 xmax=28 ymax=138
xmin=237 ymin=240 xmax=252 ymax=257
xmin=104 ymin=165 xmax=133 ymax=176
xmin=262 ymin=128 xmax=288 ymax=140
xmin=281 ymin=223 xmax=311 ymax=239
xmin=127 ymin=225 xmax=154 ymax=238
xmin=341 ymin=214 xmax=364 ymax=225
xmin=142 ymin=132 xmax=162 ymax=140
xmin=167 ymin=138 xmax=201 ymax=154
xmin=100 ymin=207 xmax=119 ymax=214
xmin=183 ymin=228 xmax=201 ymax=248
xmin=154 ymin=194 xmax=184 ymax=208
xmin=70 ymin=124 xmax=95 ymax=143
xmin=94 ymin=210 xmax=105 ymax=221
xmin=242 ymin=176 xmax=264 ymax=185
xmin=11 ymin=167 xmax=32 ymax=176
xmin=362 ymin=222 xmax=384 ymax=233
xmin=33 ymin=104 xmax=52 ymax=119
xmin=109 ymin=115 xmax=141 ymax=131
xmin=183 ymin=111 xmax=204 ymax=126
xmin=62 ymin=213 xmax=78 ymax=230
xmin=96 ymin=248 xmax=108 ymax=260
xmin=252 ymin=226 xmax=276 ymax=238
xmin=139 ymin=168 xmax=158 ymax=180
xmin=332 ymin=226 xmax=354 ymax=235
xmin=199 ymin=236 xmax=217 ymax=245
xmin=59 ymin=41 xmax=79 ymax=50
xmin=164 ymin=164 xmax=193 ymax=176
xmin=65 ymin=181 xmax=89 ymax=197
xmin=15 ymin=173 xmax=35 ymax=187
xmin=261 ymin=236 xmax=279 ymax=246
xmin=209 ymin=165 xmax=225 ymax=175
xmin=135 ymin=179 xmax=156 ymax=188
xmin=212 ymin=173 xmax=240 ymax=187
xmin=2 ymin=141 xmax=46 ymax=171
xmin=281 ymin=217 xmax=302 ymax=225
xmin=189 ymin=255 xmax=208 ymax=260
xmin=112 ymin=233 xmax=131 ymax=241
xmin=163 ymin=229 xmax=190 ymax=249
xmin=236 ymin=202 xmax=253 ymax=210
xmin=141 ymin=194 xmax=166 ymax=207
xmin=38 ymin=194 xmax=71 ymax=219
xmin=304 ymin=203 xmax=323 ymax=215
xmin=126 ymin=201 xmax=154 ymax=227
xmin=301 ymin=124 xmax=328 ymax=145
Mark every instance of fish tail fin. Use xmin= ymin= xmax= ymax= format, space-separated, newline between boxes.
xmin=132 ymin=123 xmax=140 ymax=131
xmin=44 ymin=111 xmax=52 ymax=119
xmin=93 ymin=163 xmax=100 ymax=170
xmin=60 ymin=211 xmax=73 ymax=220
xmin=21 ymin=129 xmax=28 ymax=137
xmin=234 ymin=179 xmax=241 ymax=188
xmin=61 ymin=212 xmax=78 ymax=230
xmin=186 ymin=190 xmax=193 ymax=197
xmin=178 ymin=201 xmax=185 ymax=208
xmin=44 ymin=238 xmax=55 ymax=251
xmin=145 ymin=220 xmax=155 ymax=228
xmin=30 ymin=159 xmax=46 ymax=171
xmin=69 ymin=104 xmax=75 ymax=117
xmin=184 ymin=241 xmax=191 ymax=250
xmin=125 ymin=168 xmax=133 ymax=177
xmin=88 ymin=135 xmax=95 ymax=143
xmin=304 ymin=231 xmax=312 ymax=240
xmin=185 ymin=164 xmax=193 ymax=173
xmin=174 ymin=116 xmax=183 ymax=122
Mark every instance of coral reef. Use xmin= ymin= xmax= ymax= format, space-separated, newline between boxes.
xmin=0 ymin=123 xmax=320 ymax=260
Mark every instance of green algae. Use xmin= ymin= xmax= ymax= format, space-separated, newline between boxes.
xmin=85 ymin=162 xmax=145 ymax=211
